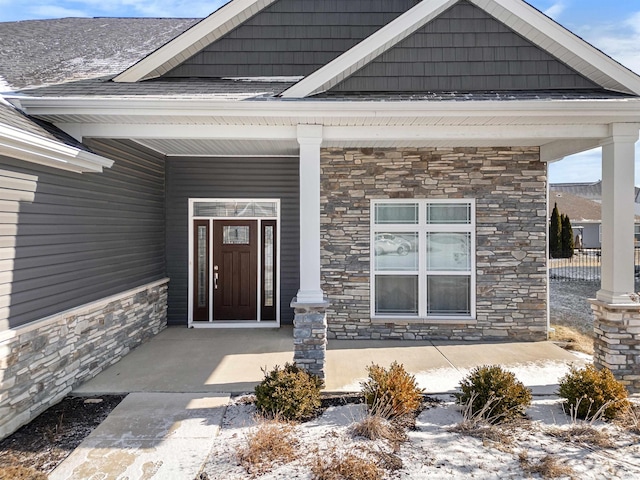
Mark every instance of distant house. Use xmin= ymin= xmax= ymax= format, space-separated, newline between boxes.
xmin=550 ymin=183 xmax=640 ymax=247
xmin=2 ymin=0 xmax=640 ymax=438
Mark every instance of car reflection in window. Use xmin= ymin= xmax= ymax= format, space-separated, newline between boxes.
xmin=374 ymin=234 xmax=413 ymax=256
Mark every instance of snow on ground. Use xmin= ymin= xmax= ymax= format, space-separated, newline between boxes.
xmin=339 ymin=357 xmax=588 ymax=396
xmin=202 ymin=395 xmax=640 ymax=479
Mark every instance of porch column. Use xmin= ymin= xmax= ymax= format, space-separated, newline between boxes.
xmin=295 ymin=124 xmax=324 ymax=303
xmin=292 ymin=124 xmax=328 ymax=380
xmin=597 ymin=124 xmax=639 ymax=304
xmin=591 ymin=123 xmax=640 ymax=393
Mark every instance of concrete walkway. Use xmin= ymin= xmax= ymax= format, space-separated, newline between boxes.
xmin=49 ymin=393 xmax=229 ymax=480
xmin=51 ymin=326 xmax=586 ymax=479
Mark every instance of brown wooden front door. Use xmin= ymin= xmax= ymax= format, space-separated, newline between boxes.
xmin=213 ymin=220 xmax=258 ymax=320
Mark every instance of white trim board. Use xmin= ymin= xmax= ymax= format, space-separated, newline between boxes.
xmin=0 ymin=122 xmax=113 ymax=173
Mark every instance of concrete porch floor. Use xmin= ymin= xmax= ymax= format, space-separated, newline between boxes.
xmin=74 ymin=326 xmax=585 ymax=395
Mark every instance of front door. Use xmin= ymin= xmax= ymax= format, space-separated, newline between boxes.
xmin=213 ymin=220 xmax=258 ymax=320
xmin=189 ymin=199 xmax=279 ymax=325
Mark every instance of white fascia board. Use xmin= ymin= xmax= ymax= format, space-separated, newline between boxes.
xmin=470 ymin=0 xmax=640 ymax=95
xmin=114 ymin=0 xmax=276 ymax=83
xmin=0 ymin=123 xmax=114 ymax=173
xmin=14 ymin=96 xmax=640 ymax=121
xmin=280 ymin=0 xmax=458 ymax=98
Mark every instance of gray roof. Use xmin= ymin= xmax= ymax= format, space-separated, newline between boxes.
xmin=0 ymin=17 xmax=198 ymax=90
xmin=16 ymin=79 xmax=632 ymax=101
xmin=313 ymin=89 xmax=633 ymax=101
xmin=0 ymin=101 xmax=90 ymax=151
xmin=16 ymin=77 xmax=295 ymax=99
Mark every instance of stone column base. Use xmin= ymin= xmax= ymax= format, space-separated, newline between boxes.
xmin=590 ymin=299 xmax=640 ymax=393
xmin=291 ymin=299 xmax=329 ymax=380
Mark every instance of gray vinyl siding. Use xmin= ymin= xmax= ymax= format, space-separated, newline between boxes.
xmin=163 ymin=0 xmax=420 ymax=78
xmin=331 ymin=0 xmax=598 ymax=92
xmin=0 ymin=139 xmax=165 ymax=331
xmin=165 ymin=157 xmax=299 ymax=325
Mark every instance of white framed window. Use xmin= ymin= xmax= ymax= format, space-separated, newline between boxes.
xmin=370 ymin=199 xmax=476 ymax=320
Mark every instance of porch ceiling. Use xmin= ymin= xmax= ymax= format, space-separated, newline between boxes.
xmin=134 ymin=138 xmax=299 ymax=157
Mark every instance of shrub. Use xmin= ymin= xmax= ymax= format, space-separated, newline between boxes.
xmin=558 ymin=364 xmax=629 ymax=420
xmin=361 ymin=362 xmax=423 ymax=419
xmin=254 ymin=363 xmax=323 ymax=421
xmin=455 ymin=365 xmax=532 ymax=423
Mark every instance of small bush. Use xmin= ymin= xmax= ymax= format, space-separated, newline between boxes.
xmin=455 ymin=365 xmax=532 ymax=423
xmin=558 ymin=364 xmax=629 ymax=420
xmin=361 ymin=362 xmax=423 ymax=419
xmin=254 ymin=363 xmax=323 ymax=421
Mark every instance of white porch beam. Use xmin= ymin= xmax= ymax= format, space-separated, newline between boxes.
xmin=540 ymin=139 xmax=602 ymax=163
xmin=56 ymin=122 xmax=610 ymax=143
xmin=295 ymin=124 xmax=325 ymax=303
xmin=597 ymin=123 xmax=640 ymax=304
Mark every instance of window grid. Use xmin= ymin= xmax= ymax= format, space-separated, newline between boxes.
xmin=371 ymin=199 xmax=475 ymax=319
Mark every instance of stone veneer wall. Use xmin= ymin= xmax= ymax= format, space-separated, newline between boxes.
xmin=321 ymin=147 xmax=547 ymax=341
xmin=591 ymin=300 xmax=640 ymax=393
xmin=0 ymin=279 xmax=169 ymax=440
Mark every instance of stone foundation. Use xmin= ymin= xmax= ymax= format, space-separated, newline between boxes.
xmin=321 ymin=147 xmax=547 ymax=341
xmin=591 ymin=299 xmax=640 ymax=393
xmin=291 ymin=300 xmax=329 ymax=380
xmin=0 ymin=278 xmax=169 ymax=440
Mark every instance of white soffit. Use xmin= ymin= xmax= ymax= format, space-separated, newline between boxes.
xmin=113 ymin=0 xmax=277 ymax=83
xmin=281 ymin=0 xmax=458 ymax=98
xmin=134 ymin=138 xmax=299 ymax=157
xmin=470 ymin=0 xmax=640 ymax=95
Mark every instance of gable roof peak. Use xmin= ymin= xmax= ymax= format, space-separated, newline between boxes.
xmin=281 ymin=0 xmax=640 ymax=97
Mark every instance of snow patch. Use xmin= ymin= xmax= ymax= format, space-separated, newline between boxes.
xmin=223 ymin=76 xmax=304 ymax=82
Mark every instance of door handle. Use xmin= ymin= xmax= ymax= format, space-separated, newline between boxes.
xmin=214 ymin=272 xmax=219 ymax=290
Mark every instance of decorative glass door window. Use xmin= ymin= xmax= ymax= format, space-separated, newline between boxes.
xmin=371 ymin=199 xmax=475 ymax=319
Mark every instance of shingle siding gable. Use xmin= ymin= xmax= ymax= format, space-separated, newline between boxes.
xmin=330 ymin=0 xmax=598 ymax=92
xmin=162 ymin=0 xmax=421 ymax=78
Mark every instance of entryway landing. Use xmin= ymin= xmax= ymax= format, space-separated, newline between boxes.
xmin=73 ymin=326 xmax=584 ymax=395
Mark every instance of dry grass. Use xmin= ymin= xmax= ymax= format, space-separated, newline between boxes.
xmin=546 ymin=424 xmax=615 ymax=448
xmin=615 ymin=403 xmax=640 ymax=435
xmin=449 ymin=420 xmax=514 ymax=446
xmin=0 ymin=466 xmax=47 ymax=480
xmin=351 ymin=414 xmax=407 ymax=447
xmin=310 ymin=451 xmax=383 ymax=480
xmin=519 ymin=451 xmax=576 ymax=479
xmin=549 ymin=324 xmax=594 ymax=355
xmin=236 ymin=420 xmax=298 ymax=476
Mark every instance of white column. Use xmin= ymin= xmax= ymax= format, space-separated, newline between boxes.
xmin=296 ymin=124 xmax=324 ymax=303
xmin=597 ymin=124 xmax=640 ymax=304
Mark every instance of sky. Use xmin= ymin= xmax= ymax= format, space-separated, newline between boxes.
xmin=1 ymin=0 xmax=639 ymax=185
